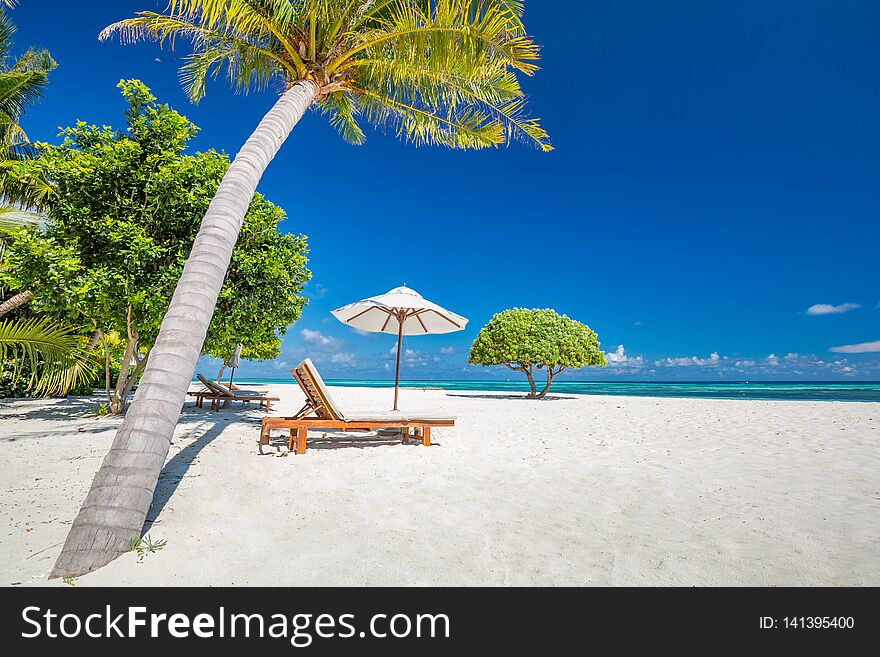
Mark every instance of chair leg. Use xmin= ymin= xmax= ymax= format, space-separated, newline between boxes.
xmin=422 ymin=426 xmax=431 ymax=447
xmin=259 ymin=424 xmax=269 ymax=454
xmin=296 ymin=427 xmax=308 ymax=455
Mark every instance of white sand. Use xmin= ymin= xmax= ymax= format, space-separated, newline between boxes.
xmin=1 ymin=385 xmax=878 ymax=586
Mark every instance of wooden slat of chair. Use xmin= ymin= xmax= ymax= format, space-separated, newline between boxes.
xmin=292 ymin=363 xmax=336 ymax=420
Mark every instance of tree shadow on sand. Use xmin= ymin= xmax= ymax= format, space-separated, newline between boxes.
xmin=445 ymin=393 xmax=577 ymax=401
xmin=0 ymin=394 xmax=111 ymax=423
xmin=142 ymin=417 xmax=243 ymax=533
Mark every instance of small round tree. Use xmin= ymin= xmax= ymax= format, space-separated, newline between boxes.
xmin=468 ymin=309 xmax=606 ymax=399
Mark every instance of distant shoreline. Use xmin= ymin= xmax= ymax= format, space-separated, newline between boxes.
xmin=210 ymin=379 xmax=880 ymax=403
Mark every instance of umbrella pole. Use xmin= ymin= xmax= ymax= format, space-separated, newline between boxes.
xmin=393 ymin=311 xmax=404 ymax=411
xmin=228 ymin=367 xmax=235 ymax=390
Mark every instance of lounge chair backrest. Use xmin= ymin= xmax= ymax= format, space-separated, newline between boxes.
xmin=292 ymin=358 xmax=345 ymax=421
xmin=197 ymin=374 xmax=232 ymax=397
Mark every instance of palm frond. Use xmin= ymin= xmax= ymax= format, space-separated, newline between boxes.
xmin=179 ymin=28 xmax=293 ymax=100
xmin=0 ymin=13 xmax=55 ymax=153
xmin=10 ymin=47 xmax=56 ymax=74
xmin=317 ymin=90 xmax=366 ymax=144
xmin=101 ymin=1 xmax=308 ymax=76
xmin=359 ymin=87 xmax=504 ymax=149
xmin=331 ymin=1 xmax=540 ymax=76
xmin=100 ymin=0 xmax=551 ymax=151
xmin=332 ymin=0 xmax=550 ymax=150
xmin=0 ymin=317 xmax=99 ymax=396
xmin=0 ymin=158 xmax=57 ymax=210
xmin=0 ymin=7 xmax=14 ymax=63
xmin=0 ymin=70 xmax=47 ymax=118
xmin=0 ymin=202 xmax=41 ymax=232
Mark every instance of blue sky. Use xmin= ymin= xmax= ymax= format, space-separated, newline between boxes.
xmin=10 ymin=1 xmax=880 ymax=381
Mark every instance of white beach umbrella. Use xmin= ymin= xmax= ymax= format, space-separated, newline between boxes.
xmin=331 ymin=286 xmax=468 ymax=410
xmin=224 ymin=343 xmax=243 ymax=388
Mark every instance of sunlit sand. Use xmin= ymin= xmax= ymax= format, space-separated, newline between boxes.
xmin=1 ymin=385 xmax=877 ymax=586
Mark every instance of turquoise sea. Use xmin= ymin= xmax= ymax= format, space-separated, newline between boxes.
xmin=234 ymin=379 xmax=880 ymax=403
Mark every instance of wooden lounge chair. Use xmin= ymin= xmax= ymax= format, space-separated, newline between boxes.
xmin=188 ymin=374 xmax=278 ymax=411
xmin=260 ymin=358 xmax=455 ymax=454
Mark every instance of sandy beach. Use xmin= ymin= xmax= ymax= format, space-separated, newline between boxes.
xmin=1 ymin=385 xmax=878 ymax=587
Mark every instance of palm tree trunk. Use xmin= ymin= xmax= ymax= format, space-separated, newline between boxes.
xmin=0 ymin=289 xmax=33 ymax=317
xmin=51 ymin=80 xmax=318 ymax=579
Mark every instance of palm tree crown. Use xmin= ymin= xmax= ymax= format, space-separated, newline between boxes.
xmin=0 ymin=1 xmax=56 ymax=155
xmin=101 ymin=0 xmax=552 ymax=151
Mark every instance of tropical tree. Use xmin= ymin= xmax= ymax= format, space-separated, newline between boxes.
xmin=2 ymin=80 xmax=310 ymax=413
xmin=0 ymin=205 xmax=35 ymax=319
xmin=0 ymin=0 xmax=56 ymax=314
xmin=0 ymin=203 xmax=40 ymax=316
xmin=52 ymin=0 xmax=551 ymax=578
xmin=0 ymin=0 xmax=55 ymax=328
xmin=469 ymin=309 xmax=606 ymax=399
xmin=0 ymin=3 xmax=97 ymax=397
xmin=1 ymin=208 xmax=101 ymax=396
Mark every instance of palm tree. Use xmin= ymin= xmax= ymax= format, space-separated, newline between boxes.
xmin=53 ymin=0 xmax=551 ymax=578
xmin=0 ymin=1 xmax=56 ymax=157
xmin=0 ymin=0 xmax=56 ymax=318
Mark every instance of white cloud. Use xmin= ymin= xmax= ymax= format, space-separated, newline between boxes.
xmin=656 ymin=352 xmax=722 ymax=367
xmin=765 ymin=354 xmax=780 ymax=366
xmin=806 ymin=303 xmax=860 ymax=316
xmin=300 ymin=329 xmax=343 ymax=350
xmin=330 ymin=352 xmax=356 ymax=365
xmin=311 ymin=283 xmax=329 ymax=299
xmin=386 ymin=343 xmax=425 ymax=364
xmin=604 ymin=344 xmax=644 ymax=367
xmin=830 ymin=340 xmax=880 ymax=354
xmin=439 ymin=346 xmax=456 ymax=354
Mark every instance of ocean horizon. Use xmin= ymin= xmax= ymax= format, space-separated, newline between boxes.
xmin=226 ymin=378 xmax=880 ymax=403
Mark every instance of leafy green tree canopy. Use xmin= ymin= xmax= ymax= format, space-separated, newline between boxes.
xmin=468 ymin=308 xmax=606 ymax=398
xmin=1 ymin=80 xmax=310 ymax=409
